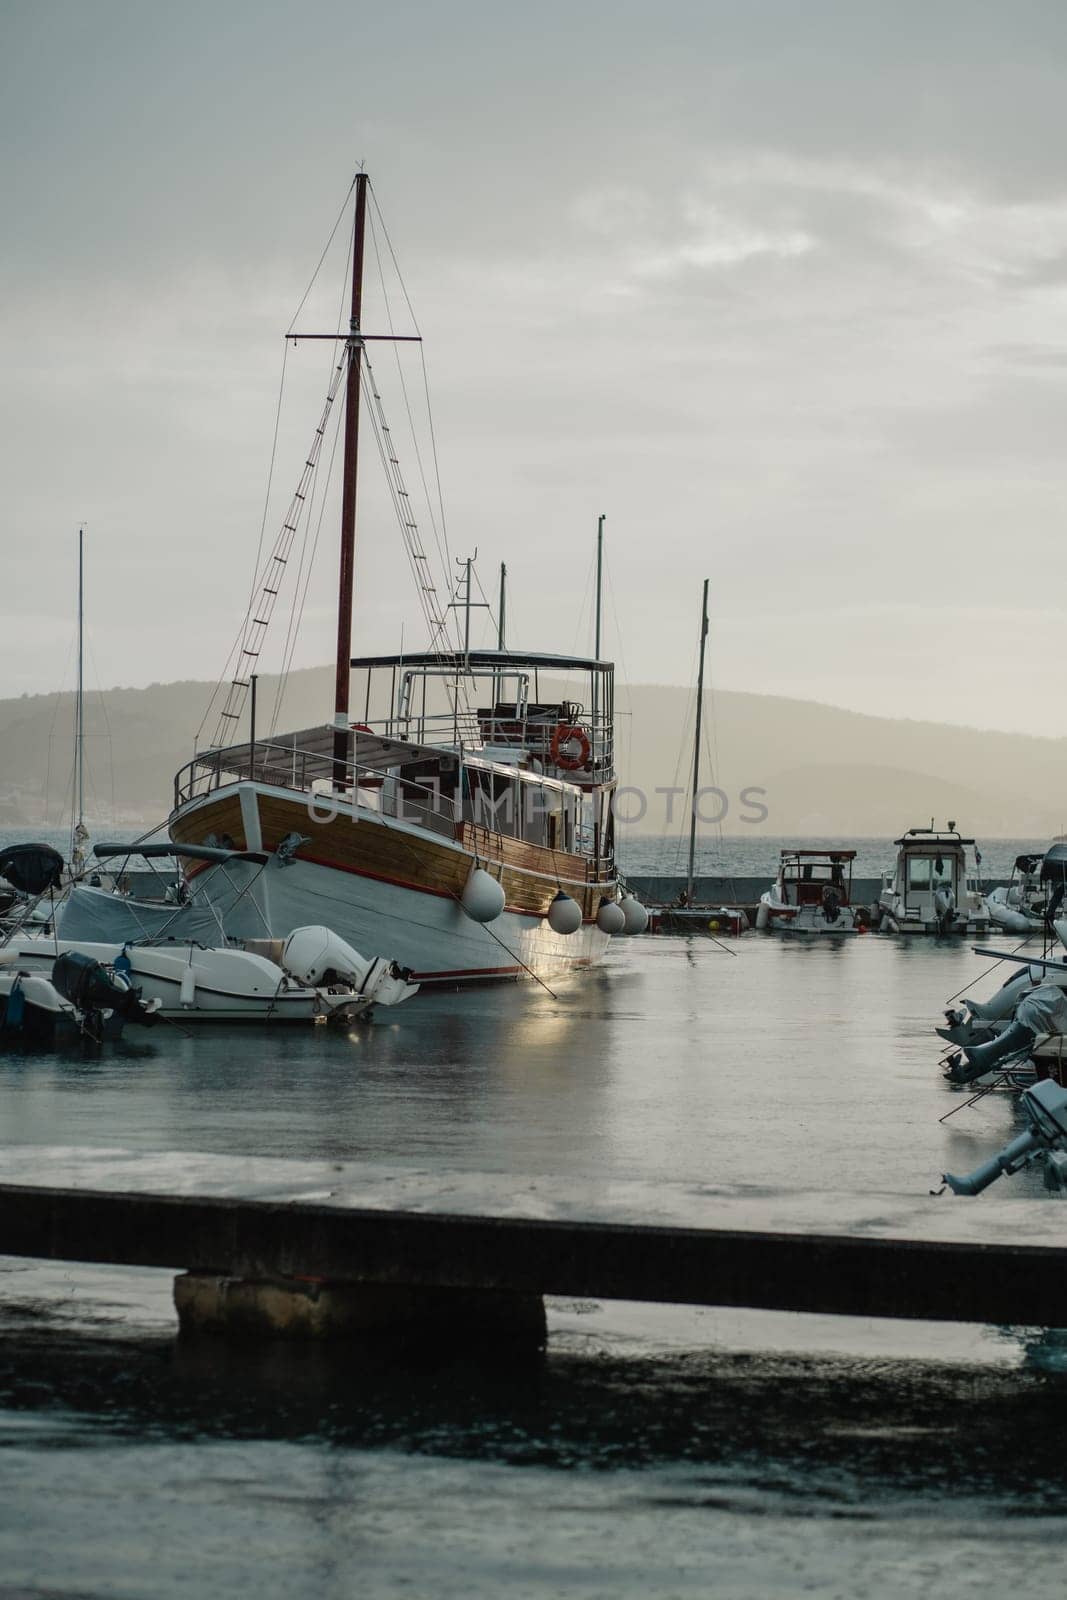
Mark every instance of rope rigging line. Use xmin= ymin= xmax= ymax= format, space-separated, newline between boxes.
xmin=270 ymin=221 xmax=355 ymax=736
xmin=207 ymin=352 xmax=348 ymax=751
xmin=366 ymin=203 xmax=454 ymax=619
xmin=361 ymin=346 xmax=479 ymax=742
xmin=269 ymin=374 xmax=346 ymax=736
xmin=368 ymin=183 xmax=453 ymax=580
xmin=198 ymin=182 xmax=355 ymax=748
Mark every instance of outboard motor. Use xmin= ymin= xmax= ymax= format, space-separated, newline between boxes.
xmin=933 ymin=886 xmax=956 ymax=937
xmin=52 ymin=951 xmax=158 ymax=1027
xmin=281 ymin=925 xmax=418 ymax=1007
xmin=820 ymin=884 xmax=842 ymax=925
xmin=942 ymin=1079 xmax=1067 ymax=1195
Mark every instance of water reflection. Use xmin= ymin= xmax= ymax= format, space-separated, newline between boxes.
xmin=0 ymin=1323 xmax=1064 ymax=1501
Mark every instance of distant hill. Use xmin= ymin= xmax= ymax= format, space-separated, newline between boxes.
xmin=2 ymin=665 xmax=1064 ymax=838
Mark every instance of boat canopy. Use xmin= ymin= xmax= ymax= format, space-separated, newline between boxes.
xmin=349 ymin=649 xmax=612 ymax=672
xmin=0 ymin=843 xmax=65 ymax=896
xmin=893 ymin=829 xmax=974 ymax=847
xmin=778 ymin=848 xmax=857 ymax=861
xmin=1041 ymin=843 xmax=1067 ymax=882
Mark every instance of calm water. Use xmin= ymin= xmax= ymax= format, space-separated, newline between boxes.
xmin=1 ymin=932 xmax=1065 ymax=1596
xmin=616 ymin=832 xmax=1049 ymax=880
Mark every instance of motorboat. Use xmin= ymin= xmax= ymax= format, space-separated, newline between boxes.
xmin=9 ymin=923 xmax=418 ymax=1024
xmin=756 ymin=849 xmax=859 ymax=934
xmin=878 ymin=824 xmax=989 ymax=936
xmin=985 ymin=853 xmax=1046 ymax=934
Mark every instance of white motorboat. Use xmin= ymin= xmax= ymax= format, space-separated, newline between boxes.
xmin=985 ymin=852 xmax=1046 ymax=934
xmin=8 ymin=923 xmax=418 ymax=1024
xmin=878 ymin=824 xmax=990 ymax=936
xmin=756 ymin=849 xmax=859 ymax=934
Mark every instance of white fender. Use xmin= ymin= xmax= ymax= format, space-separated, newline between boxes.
xmin=460 ymin=867 xmax=506 ymax=924
xmin=179 ymin=966 xmax=196 ymax=1009
xmin=620 ymin=894 xmax=649 ymax=935
xmin=547 ymin=891 xmax=582 ymax=935
xmin=596 ymin=900 xmax=626 ymax=936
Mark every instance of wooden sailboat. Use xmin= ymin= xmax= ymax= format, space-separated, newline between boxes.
xmin=167 ymin=174 xmax=626 ymax=983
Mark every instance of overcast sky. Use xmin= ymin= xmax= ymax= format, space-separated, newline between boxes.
xmin=4 ymin=0 xmax=1067 ymax=735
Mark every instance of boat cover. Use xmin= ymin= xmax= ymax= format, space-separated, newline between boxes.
xmin=56 ymin=885 xmax=228 ymax=945
xmin=0 ymin=843 xmax=65 ymax=895
xmin=1017 ymin=983 xmax=1067 ymax=1037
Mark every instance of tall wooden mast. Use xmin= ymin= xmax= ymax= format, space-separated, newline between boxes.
xmin=333 ymin=173 xmax=369 ymax=786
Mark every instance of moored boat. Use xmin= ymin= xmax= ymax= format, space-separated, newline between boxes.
xmin=9 ymin=923 xmax=417 ymax=1023
xmin=878 ymin=824 xmax=990 ymax=936
xmin=985 ymin=852 xmax=1046 ymax=934
xmin=756 ymin=849 xmax=859 ymax=934
xmin=166 ymin=173 xmax=634 ymax=984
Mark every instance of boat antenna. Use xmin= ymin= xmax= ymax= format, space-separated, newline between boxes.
xmin=497 ymin=561 xmax=507 ymax=650
xmin=448 ymin=551 xmax=489 ymax=664
xmin=687 ymin=578 xmax=710 ymax=906
xmin=594 ymin=513 xmax=605 ymax=659
xmin=331 ymin=171 xmax=369 ymax=789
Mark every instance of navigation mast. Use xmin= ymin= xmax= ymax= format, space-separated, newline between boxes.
xmin=686 ymin=579 xmax=710 ymax=906
xmin=69 ymin=525 xmax=88 ymax=876
xmin=332 ymin=172 xmax=368 ymax=786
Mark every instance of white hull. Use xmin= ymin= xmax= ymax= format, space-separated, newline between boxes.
xmin=187 ymin=852 xmax=610 ymax=984
xmin=9 ymin=937 xmax=376 ymax=1023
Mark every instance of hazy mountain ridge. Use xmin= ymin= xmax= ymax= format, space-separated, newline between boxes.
xmin=1 ymin=665 xmax=1062 ymax=836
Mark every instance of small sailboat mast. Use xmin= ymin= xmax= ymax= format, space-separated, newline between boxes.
xmin=686 ymin=578 xmax=710 ymax=905
xmin=332 ymin=172 xmax=369 ymax=785
xmin=76 ymin=525 xmax=84 ymax=835
xmin=69 ymin=525 xmax=89 ymax=876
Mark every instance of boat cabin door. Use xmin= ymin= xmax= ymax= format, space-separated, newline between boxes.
xmin=905 ymin=851 xmax=957 ymax=919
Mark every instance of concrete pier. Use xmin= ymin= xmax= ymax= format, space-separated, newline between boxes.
xmin=0 ymin=1147 xmax=1065 ymax=1335
xmin=174 ymin=1272 xmax=548 ymax=1348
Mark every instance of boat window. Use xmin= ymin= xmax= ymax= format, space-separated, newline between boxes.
xmin=907 ymin=857 xmax=932 ymax=891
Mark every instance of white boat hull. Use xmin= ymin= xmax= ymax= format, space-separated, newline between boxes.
xmin=8 ymin=937 xmax=403 ymax=1023
xmin=183 ymin=852 xmax=609 ymax=983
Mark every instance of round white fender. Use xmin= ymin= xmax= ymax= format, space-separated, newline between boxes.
xmin=460 ymin=867 xmax=506 ymax=924
xmin=596 ymin=900 xmax=626 ymax=936
xmin=547 ymin=891 xmax=582 ymax=935
xmin=619 ymin=894 xmax=648 ymax=935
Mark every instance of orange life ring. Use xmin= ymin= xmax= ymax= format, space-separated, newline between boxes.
xmin=550 ymin=723 xmax=591 ymax=771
